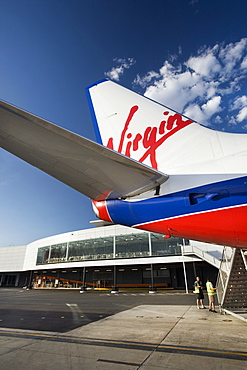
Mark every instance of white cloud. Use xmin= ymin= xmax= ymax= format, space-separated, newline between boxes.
xmin=202 ymin=96 xmax=222 ymax=116
xmin=230 ymin=95 xmax=247 ymax=122
xmin=214 ymin=115 xmax=223 ymax=124
xmin=183 ymin=104 xmax=205 ymax=123
xmin=241 ymin=56 xmax=247 ymax=69
xmin=105 ymin=58 xmax=136 ymax=81
xmin=186 ymin=52 xmax=221 ymax=77
xmin=228 ymin=116 xmax=237 ymax=126
xmin=133 ymin=38 xmax=247 ymax=127
xmin=183 ymin=96 xmax=222 ymax=124
xmin=219 ymin=38 xmax=247 ymax=73
xmin=231 ymin=95 xmax=247 ymax=110
xmin=134 ymin=71 xmax=159 ymax=88
xmin=236 ymin=107 xmax=247 ymax=122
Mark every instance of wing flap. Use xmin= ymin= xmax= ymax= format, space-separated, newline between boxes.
xmin=0 ymin=100 xmax=168 ymax=200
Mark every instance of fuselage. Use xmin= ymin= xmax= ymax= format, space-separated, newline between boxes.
xmin=93 ymin=174 xmax=247 ymax=248
xmin=93 ymin=123 xmax=247 ymax=249
xmin=1 ymin=79 xmax=247 ymax=249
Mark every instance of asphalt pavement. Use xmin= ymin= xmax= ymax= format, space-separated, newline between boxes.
xmin=0 ymin=288 xmax=195 ymax=332
xmin=0 ymin=288 xmax=246 ymax=369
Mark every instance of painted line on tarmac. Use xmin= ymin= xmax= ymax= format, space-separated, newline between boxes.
xmin=0 ymin=329 xmax=246 ymax=361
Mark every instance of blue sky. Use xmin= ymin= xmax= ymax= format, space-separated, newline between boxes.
xmin=0 ymin=0 xmax=247 ymax=247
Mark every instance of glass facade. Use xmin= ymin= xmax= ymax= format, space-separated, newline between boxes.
xmin=36 ymin=246 xmax=50 ymax=264
xmin=151 ymin=234 xmax=185 ymax=256
xmin=36 ymin=232 xmax=187 ymax=265
xmin=68 ymin=237 xmax=113 ymax=261
xmin=50 ymin=243 xmax=67 ymax=263
xmin=115 ymin=234 xmax=149 ymax=258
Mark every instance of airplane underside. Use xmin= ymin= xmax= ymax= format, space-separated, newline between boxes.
xmin=93 ymin=176 xmax=247 ymax=248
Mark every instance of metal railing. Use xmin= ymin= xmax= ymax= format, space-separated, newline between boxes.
xmin=216 ymin=247 xmax=236 ymax=310
xmin=187 ymin=243 xmax=222 ymax=269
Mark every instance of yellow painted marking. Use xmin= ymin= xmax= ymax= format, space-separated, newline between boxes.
xmin=0 ymin=330 xmax=246 ymax=357
xmin=0 ymin=331 xmax=55 ymax=339
xmin=157 ymin=344 xmax=247 ymax=357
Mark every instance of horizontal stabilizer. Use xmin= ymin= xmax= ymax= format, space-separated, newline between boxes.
xmin=0 ymin=100 xmax=168 ymax=200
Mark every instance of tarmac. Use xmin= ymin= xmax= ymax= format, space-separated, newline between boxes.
xmin=0 ymin=303 xmax=247 ymax=370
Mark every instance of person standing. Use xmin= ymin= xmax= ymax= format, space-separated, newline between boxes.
xmin=206 ymin=278 xmax=217 ymax=313
xmin=194 ymin=276 xmax=206 ymax=309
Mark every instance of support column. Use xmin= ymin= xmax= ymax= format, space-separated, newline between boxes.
xmin=80 ymin=267 xmax=87 ymax=293
xmin=192 ymin=261 xmax=197 ymax=278
xmin=27 ymin=270 xmax=33 ymax=290
xmin=148 ymin=233 xmax=152 ymax=256
xmin=111 ymin=265 xmax=118 ymax=293
xmin=182 ymin=239 xmax=189 ymax=294
xmin=15 ymin=273 xmax=20 ymax=287
xmin=149 ymin=264 xmax=157 ymax=293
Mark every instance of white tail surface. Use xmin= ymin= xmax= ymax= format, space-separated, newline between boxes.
xmin=87 ymin=80 xmax=196 ymax=172
xmin=87 ymin=79 xmax=247 ymax=178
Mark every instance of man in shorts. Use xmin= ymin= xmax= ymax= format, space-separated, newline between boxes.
xmin=194 ymin=276 xmax=206 ymax=309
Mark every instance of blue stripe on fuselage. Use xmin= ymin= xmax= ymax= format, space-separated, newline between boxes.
xmin=105 ymin=176 xmax=247 ymax=226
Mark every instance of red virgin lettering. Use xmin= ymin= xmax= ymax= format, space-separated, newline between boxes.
xmin=107 ymin=105 xmax=193 ymax=170
xmin=159 ymin=121 xmax=166 ymax=135
xmin=118 ymin=105 xmax=139 ymax=152
xmin=107 ymin=137 xmax=114 ymax=149
xmin=142 ymin=126 xmax=158 ymax=168
xmin=125 ymin=133 xmax=132 ymax=157
xmin=133 ymin=133 xmax=142 ymax=151
xmin=167 ymin=113 xmax=186 ymax=130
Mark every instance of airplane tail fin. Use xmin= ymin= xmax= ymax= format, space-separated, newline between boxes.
xmin=87 ymin=79 xmax=195 ymax=172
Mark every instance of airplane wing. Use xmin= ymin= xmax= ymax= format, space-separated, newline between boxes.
xmin=0 ymin=100 xmax=168 ymax=201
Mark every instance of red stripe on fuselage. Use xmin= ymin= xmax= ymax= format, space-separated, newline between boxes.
xmin=92 ymin=200 xmax=113 ymax=223
xmin=134 ymin=205 xmax=247 ymax=248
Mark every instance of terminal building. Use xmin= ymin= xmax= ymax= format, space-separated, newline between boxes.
xmin=0 ymin=222 xmax=220 ymax=290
